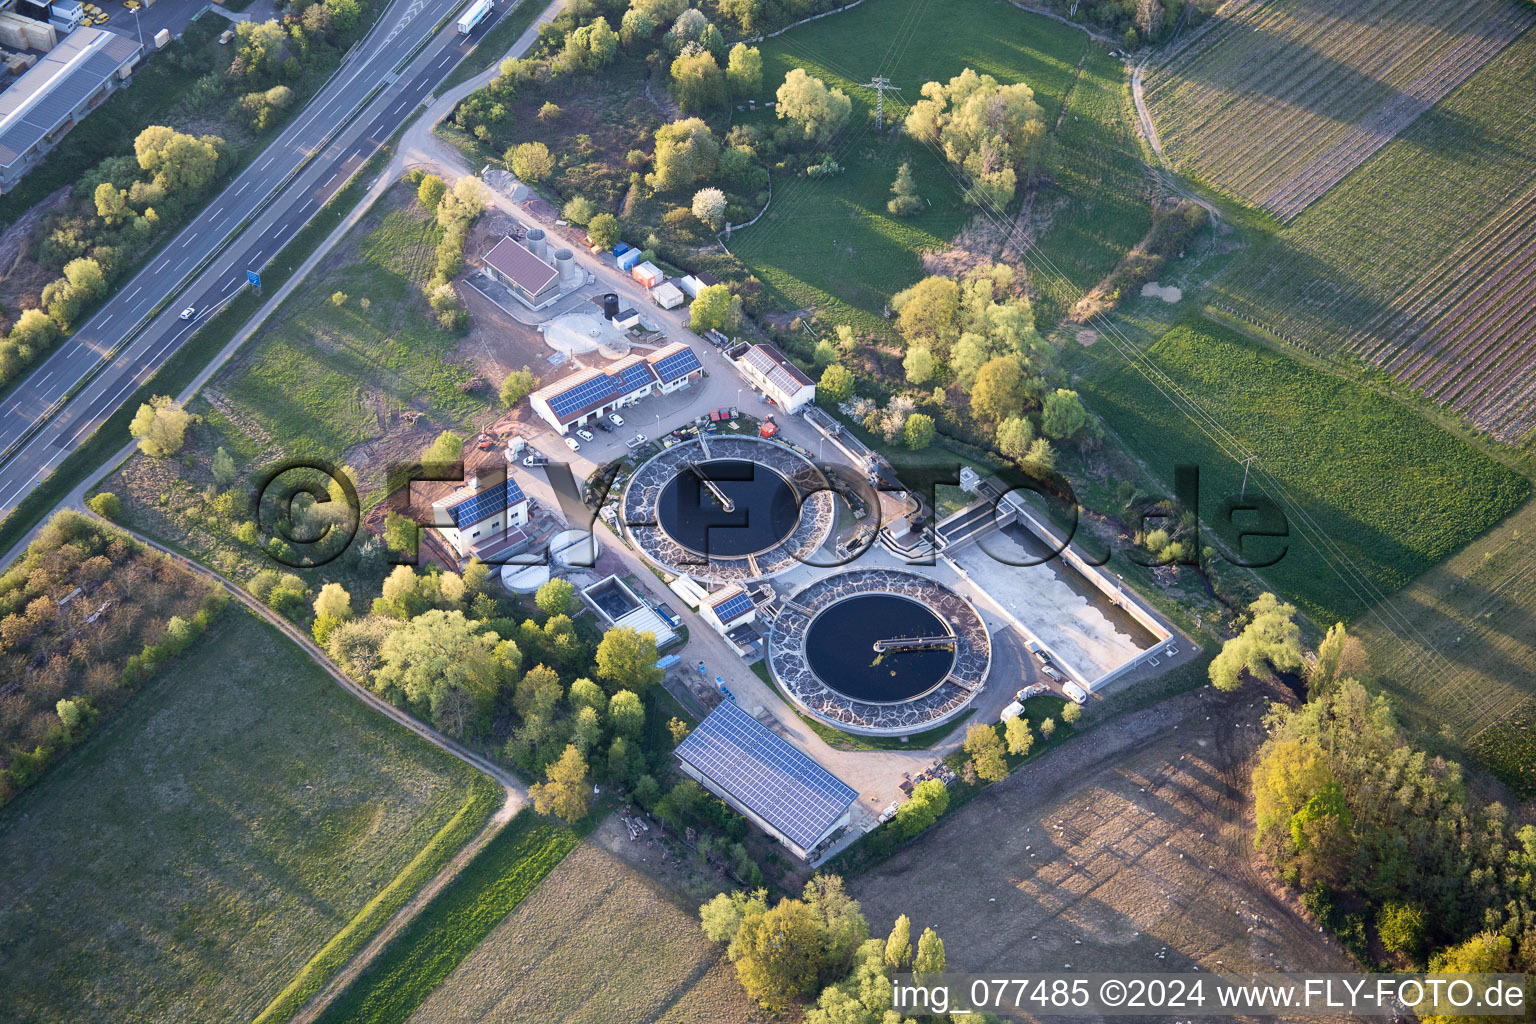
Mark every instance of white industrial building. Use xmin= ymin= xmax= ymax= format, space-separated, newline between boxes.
xmin=432 ymin=471 xmax=530 ymax=562
xmin=481 ymin=228 xmax=583 ymax=310
xmin=528 ymin=341 xmax=702 ymax=434
xmin=699 ymin=585 xmax=755 ymax=636
xmin=737 ymin=342 xmax=816 ymax=413
xmin=0 ymin=26 xmax=141 ymax=191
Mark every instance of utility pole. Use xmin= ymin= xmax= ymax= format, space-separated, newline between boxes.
xmin=1239 ymin=453 xmax=1257 ymax=500
xmin=861 ymin=76 xmax=899 ymax=130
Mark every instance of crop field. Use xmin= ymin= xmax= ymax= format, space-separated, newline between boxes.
xmin=219 ymin=189 xmax=492 ymax=475
xmin=1073 ymin=317 xmax=1529 ymax=625
xmin=313 ymin=810 xmax=578 ymax=1024
xmin=404 ymin=839 xmax=768 ymax=1024
xmin=1351 ymin=497 xmax=1536 ymax=797
xmin=1212 ymin=29 xmax=1536 ymax=447
xmin=731 ymin=0 xmax=1149 ymax=330
xmin=0 ymin=609 xmax=498 ymax=1024
xmin=1144 ymin=0 xmax=1535 ymax=220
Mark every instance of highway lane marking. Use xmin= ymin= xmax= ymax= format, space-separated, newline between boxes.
xmin=100 ymin=314 xmax=113 ymax=326
xmin=325 ymin=172 xmax=338 ymax=187
xmin=126 ymin=286 xmax=141 ymax=301
xmin=38 ymin=371 xmax=51 ymax=384
xmin=156 ymin=259 xmax=169 ymax=272
xmin=237 ymin=182 xmax=250 ymax=196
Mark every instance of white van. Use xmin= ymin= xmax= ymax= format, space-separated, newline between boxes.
xmin=1062 ymin=681 xmax=1089 ymax=705
xmin=1000 ymin=701 xmax=1024 ymax=722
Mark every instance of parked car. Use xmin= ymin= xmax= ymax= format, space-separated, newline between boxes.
xmin=1062 ymin=681 xmax=1089 ymax=705
xmin=564 ymin=436 xmax=581 ymax=452
xmin=523 ymin=454 xmax=549 ymax=467
xmin=1000 ymin=701 xmax=1024 ymax=722
xmin=609 ymin=412 xmax=625 ymax=426
xmin=625 ymin=433 xmax=648 ymax=450
xmin=179 ymin=306 xmax=198 ymax=320
xmin=1015 ymin=684 xmax=1049 ymax=702
xmin=576 ymin=428 xmax=595 ymax=442
xmin=595 ymin=420 xmax=613 ymax=432
xmin=1024 ymin=638 xmax=1051 ymax=665
xmin=1041 ymin=663 xmax=1063 ymax=682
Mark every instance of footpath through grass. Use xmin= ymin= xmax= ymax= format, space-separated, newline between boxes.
xmin=0 ymin=608 xmax=498 ymax=1024
xmin=1073 ymin=315 xmax=1530 ymax=625
xmin=312 ymin=809 xmax=580 ymax=1024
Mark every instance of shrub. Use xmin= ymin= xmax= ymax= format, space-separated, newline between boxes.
xmin=86 ymin=492 xmax=122 ymax=520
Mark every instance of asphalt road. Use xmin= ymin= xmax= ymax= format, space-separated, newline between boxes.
xmin=0 ymin=0 xmax=513 ymax=515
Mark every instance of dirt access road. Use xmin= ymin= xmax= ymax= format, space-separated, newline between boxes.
xmin=853 ymin=680 xmax=1353 ymax=1023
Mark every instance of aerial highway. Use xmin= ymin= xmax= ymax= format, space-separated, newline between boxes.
xmin=0 ymin=0 xmax=517 ymax=517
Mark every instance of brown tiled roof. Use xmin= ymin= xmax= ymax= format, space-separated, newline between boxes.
xmin=484 ymin=236 xmax=558 ymax=292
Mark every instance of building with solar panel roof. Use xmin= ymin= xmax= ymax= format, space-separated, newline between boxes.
xmin=431 ymin=471 xmax=530 ymax=561
xmin=675 ymin=699 xmax=857 ymax=861
xmin=700 ymin=585 xmax=756 ymax=636
xmin=736 ymin=343 xmax=816 ymax=413
xmin=528 ymin=341 xmax=702 ymax=434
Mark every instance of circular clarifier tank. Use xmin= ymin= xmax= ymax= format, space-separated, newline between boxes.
xmin=804 ymin=593 xmax=956 ymax=703
xmin=654 ymin=459 xmax=801 ymax=558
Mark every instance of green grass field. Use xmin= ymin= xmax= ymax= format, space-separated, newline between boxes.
xmin=222 ymin=192 xmax=492 ymax=469
xmin=1351 ymin=497 xmax=1536 ymax=797
xmin=1072 ymin=316 xmax=1530 ymax=625
xmin=0 ymin=608 xmax=499 ymax=1024
xmin=731 ymin=0 xmax=1147 ymax=331
xmin=1210 ymin=27 xmax=1536 ymax=448
xmin=313 ymin=809 xmax=579 ymax=1024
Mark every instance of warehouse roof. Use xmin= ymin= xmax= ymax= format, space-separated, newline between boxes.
xmin=674 ymin=700 xmax=856 ymax=852
xmin=0 ymin=27 xmax=140 ymax=170
xmin=483 ymin=235 xmax=558 ymax=293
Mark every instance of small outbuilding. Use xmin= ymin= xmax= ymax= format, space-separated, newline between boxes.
xmin=651 ymin=281 xmax=685 ymax=309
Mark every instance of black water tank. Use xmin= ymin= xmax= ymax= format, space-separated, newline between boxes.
xmin=602 ymin=293 xmax=619 ymax=319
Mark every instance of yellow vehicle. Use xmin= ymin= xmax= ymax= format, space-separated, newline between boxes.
xmin=94 ymin=13 xmax=107 ymax=22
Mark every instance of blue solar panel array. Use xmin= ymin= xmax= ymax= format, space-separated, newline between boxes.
xmin=448 ymin=477 xmax=526 ymax=528
xmin=612 ymin=361 xmax=654 ymax=393
xmin=674 ymin=700 xmax=857 ymax=852
xmin=654 ymin=346 xmax=702 ymax=383
xmin=547 ymin=373 xmax=618 ymax=420
xmin=712 ymin=591 xmax=754 ymax=622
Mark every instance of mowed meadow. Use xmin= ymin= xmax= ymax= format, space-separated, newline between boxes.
xmin=1199 ymin=18 xmax=1536 ymax=447
xmin=1144 ymin=0 xmax=1535 ymax=220
xmin=731 ymin=0 xmax=1151 ymax=331
xmin=0 ymin=609 xmax=499 ymax=1024
xmin=1073 ymin=317 xmax=1529 ymax=626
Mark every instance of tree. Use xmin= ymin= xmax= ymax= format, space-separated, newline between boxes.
xmin=1041 ymin=388 xmax=1090 ymax=440
xmin=689 ymin=282 xmax=733 ymax=331
xmin=508 ymin=141 xmax=554 ymax=182
xmin=726 ymin=42 xmax=762 ymax=97
xmin=1061 ymin=701 xmax=1082 ymax=725
xmin=896 ymin=345 xmax=931 ymax=385
xmin=1376 ymin=902 xmax=1426 ymax=959
xmin=668 ymin=717 xmax=690 ymax=745
xmin=129 ymin=395 xmax=196 ymax=457
xmin=886 ymin=162 xmax=923 ymax=216
xmin=383 ymin=511 xmax=417 ymax=556
xmin=609 ymin=689 xmax=645 ymax=739
xmin=905 ymin=68 xmax=1045 ymax=207
xmin=56 ymin=697 xmax=93 ymax=738
xmin=893 ymin=275 xmax=960 ymax=346
xmin=563 ymin=15 xmax=618 ymax=70
xmin=692 ymin=187 xmax=728 ymax=229
xmin=586 ymin=212 xmax=621 ymax=250
xmin=650 ymin=118 xmax=719 ymax=191
xmin=416 ymin=174 xmax=447 ymax=211
xmin=818 ymin=363 xmax=854 ymax=403
xmin=87 ymin=492 xmax=122 ymax=520
xmin=914 ymin=927 xmax=945 ymax=975
xmin=568 ymin=677 xmax=607 ymax=718
xmin=963 ymin=723 xmax=1008 ymax=782
xmin=1209 ymin=592 xmax=1304 ymax=692
xmin=422 ymin=429 xmax=463 ymax=467
xmin=700 ymin=887 xmax=769 ymax=948
xmin=595 ymin=626 xmax=663 ymax=694
xmin=1023 ymin=437 xmax=1056 ymax=473
xmin=1424 ymin=932 xmax=1513 ymax=1024
xmin=894 ymin=778 xmax=949 ymax=838
xmin=535 ymin=578 xmax=576 ymax=616
xmin=1040 ymin=716 xmax=1056 ymax=738
xmin=374 ymin=609 xmax=509 ymax=735
xmin=134 ymin=125 xmax=225 ymax=194
xmin=884 ymin=914 xmax=912 ymax=971
xmin=969 ymin=356 xmax=1028 ymax=425
xmin=210 ymin=446 xmax=237 ymax=487
xmin=1004 ymin=715 xmax=1033 ymax=755
xmin=499 ymin=364 xmax=538 ymax=406
xmin=95 ymin=182 xmax=129 ymax=226
xmin=562 ymin=195 xmax=597 ymax=225
xmin=530 ymin=743 xmax=592 ymax=822
xmin=776 ymin=68 xmax=851 ymax=145
xmin=901 ymin=413 xmax=935 ymax=450
xmin=313 ymin=582 xmax=352 ymax=623
xmin=671 ymin=51 xmax=726 ymax=113
xmin=733 ymin=898 xmax=824 ymax=1010
xmin=993 ymin=415 xmax=1033 ymax=461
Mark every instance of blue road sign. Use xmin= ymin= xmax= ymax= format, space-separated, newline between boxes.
xmin=247 ymin=270 xmax=261 ymax=288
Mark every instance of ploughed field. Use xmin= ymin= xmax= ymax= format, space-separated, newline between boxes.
xmin=1144 ymin=0 xmax=1535 ymax=220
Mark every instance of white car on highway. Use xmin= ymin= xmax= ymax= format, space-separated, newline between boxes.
xmin=179 ymin=306 xmax=198 ymax=320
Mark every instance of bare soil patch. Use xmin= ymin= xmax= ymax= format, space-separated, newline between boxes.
xmin=1140 ymin=281 xmax=1183 ymax=303
xmin=853 ymin=683 xmax=1354 ymax=1020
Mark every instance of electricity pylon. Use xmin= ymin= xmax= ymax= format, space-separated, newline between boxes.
xmin=861 ymin=76 xmax=900 ymax=130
